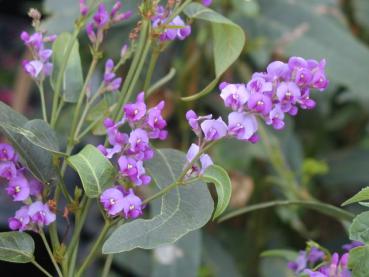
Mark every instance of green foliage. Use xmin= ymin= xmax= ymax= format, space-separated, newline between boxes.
xmin=260 ymin=249 xmax=298 ymax=261
xmin=201 ymin=164 xmax=232 ymax=219
xmin=0 ymin=232 xmax=35 ymax=263
xmin=67 ymin=144 xmax=116 ymax=198
xmin=342 ymin=187 xmax=369 ymax=206
xmin=102 ymin=149 xmax=214 ymax=254
xmin=0 ymin=102 xmax=57 ymax=182
xmin=51 ymin=32 xmax=83 ymax=103
xmin=349 ymin=211 xmax=369 ymax=244
xmin=348 ymin=245 xmax=369 ymax=277
xmin=182 ymin=3 xmax=245 ymax=101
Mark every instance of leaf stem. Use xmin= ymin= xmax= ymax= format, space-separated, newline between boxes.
xmin=37 ymin=81 xmax=48 ymax=123
xmin=76 ymin=220 xmax=111 ymax=277
xmin=143 ymin=47 xmax=160 ymax=92
xmin=31 ymin=260 xmax=53 ymax=277
xmin=39 ymin=229 xmax=63 ymax=277
xmin=102 ymin=254 xmax=114 ymax=277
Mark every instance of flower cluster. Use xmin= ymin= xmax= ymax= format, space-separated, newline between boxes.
xmin=85 ymin=1 xmax=132 ymax=46
xmin=287 ymin=242 xmax=362 ymax=276
xmin=152 ymin=5 xmax=191 ymax=41
xmin=98 ymin=92 xmax=167 ymax=217
xmin=21 ymin=31 xmax=56 ymax=79
xmin=0 ymin=143 xmax=55 ymax=231
xmin=184 ymin=57 xmax=328 ymax=177
xmin=220 ymin=57 xmax=328 ymax=133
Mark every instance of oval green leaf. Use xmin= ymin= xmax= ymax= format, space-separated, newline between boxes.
xmin=103 ymin=149 xmax=214 ymax=254
xmin=348 ymin=245 xmax=369 ymax=277
xmin=201 ymin=164 xmax=232 ymax=219
xmin=181 ymin=3 xmax=245 ymax=101
xmin=0 ymin=232 xmax=35 ymax=263
xmin=51 ymin=32 xmax=83 ymax=103
xmin=349 ymin=211 xmax=369 ymax=244
xmin=67 ymin=144 xmax=116 ymax=198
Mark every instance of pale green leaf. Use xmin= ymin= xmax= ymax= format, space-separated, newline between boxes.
xmin=342 ymin=187 xmax=369 ymax=206
xmin=260 ymin=249 xmax=298 ymax=261
xmin=349 ymin=211 xmax=369 ymax=244
xmin=103 ymin=149 xmax=214 ymax=254
xmin=348 ymin=245 xmax=369 ymax=277
xmin=67 ymin=144 xmax=116 ymax=198
xmin=0 ymin=232 xmax=35 ymax=263
xmin=51 ymin=32 xmax=83 ymax=103
xmin=201 ymin=164 xmax=232 ymax=219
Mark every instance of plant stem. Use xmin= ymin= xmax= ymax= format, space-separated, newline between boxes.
xmin=51 ymin=29 xmax=80 ymax=128
xmin=76 ymin=221 xmax=111 ymax=277
xmin=39 ymin=229 xmax=63 ymax=277
xmin=102 ymin=254 xmax=114 ymax=277
xmin=31 ymin=260 xmax=53 ymax=277
xmin=147 ymin=68 xmax=176 ymax=97
xmin=111 ymin=20 xmax=150 ymax=122
xmin=143 ymin=47 xmax=160 ymax=92
xmin=37 ymin=81 xmax=48 ymax=123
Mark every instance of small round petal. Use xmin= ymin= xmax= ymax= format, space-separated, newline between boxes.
xmin=6 ymin=175 xmax=30 ymax=201
xmin=0 ymin=143 xmax=16 ymax=161
xmin=121 ymin=189 xmax=143 ymax=219
xmin=228 ymin=112 xmax=258 ymax=140
xmin=186 ymin=143 xmax=200 ymax=163
xmin=201 ymin=117 xmax=228 ymax=141
xmin=0 ymin=161 xmax=17 ymax=180
xmin=100 ymin=188 xmax=125 ymax=216
xmin=8 ymin=206 xmax=30 ymax=231
xmin=200 ymin=154 xmax=213 ymax=174
xmin=28 ymin=201 xmax=56 ymax=226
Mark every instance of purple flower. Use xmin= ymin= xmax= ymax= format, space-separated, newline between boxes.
xmin=28 ymin=178 xmax=43 ymax=197
xmin=186 ymin=110 xmax=212 ymax=135
xmin=307 ymin=247 xmax=325 ymax=264
xmin=118 ymin=156 xmax=138 ymax=178
xmin=100 ymin=187 xmax=125 ymax=216
xmin=342 ymin=241 xmax=364 ymax=251
xmin=246 ymin=76 xmax=273 ymax=94
xmin=121 ymin=189 xmax=143 ymax=219
xmin=276 ymin=81 xmax=301 ymax=111
xmin=202 ymin=0 xmax=212 ymax=6
xmin=266 ymin=104 xmax=285 ymax=130
xmin=128 ymin=128 xmax=149 ymax=152
xmin=146 ymin=101 xmax=167 ymax=140
xmin=201 ymin=117 xmax=228 ymax=141
xmin=266 ymin=61 xmax=291 ymax=81
xmin=23 ymin=60 xmax=43 ymax=78
xmin=0 ymin=161 xmax=17 ymax=180
xmin=103 ymin=59 xmax=122 ymax=91
xmin=79 ymin=0 xmax=89 ymax=16
xmin=0 ymin=143 xmax=16 ymax=161
xmin=288 ymin=251 xmax=307 ymax=274
xmin=93 ymin=3 xmax=110 ymax=28
xmin=6 ymin=175 xmax=30 ymax=202
xmin=28 ymin=201 xmax=56 ymax=226
xmin=186 ymin=143 xmax=213 ymax=175
xmin=227 ymin=112 xmax=258 ymax=140
xmin=124 ymin=92 xmax=146 ymax=122
xmin=247 ymin=93 xmax=272 ymax=115
xmin=220 ymin=83 xmax=249 ymax=111
xmin=86 ymin=23 xmax=97 ymax=43
xmin=8 ymin=206 xmax=30 ymax=231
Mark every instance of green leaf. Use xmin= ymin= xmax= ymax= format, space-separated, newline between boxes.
xmin=0 ymin=102 xmax=57 ymax=182
xmin=201 ymin=164 xmax=232 ymax=219
xmin=0 ymin=232 xmax=35 ymax=263
xmin=218 ymin=200 xmax=354 ymax=223
xmin=152 ymin=231 xmax=202 ymax=277
xmin=51 ymin=32 xmax=83 ymax=103
xmin=0 ymin=119 xmax=65 ymax=156
xmin=103 ymin=149 xmax=214 ymax=254
xmin=181 ymin=3 xmax=245 ymax=101
xmin=348 ymin=245 xmax=369 ymax=277
xmin=349 ymin=211 xmax=369 ymax=244
xmin=260 ymin=249 xmax=298 ymax=261
xmin=67 ymin=144 xmax=116 ymax=198
xmin=353 ymin=0 xmax=369 ymax=30
xmin=342 ymin=187 xmax=369 ymax=206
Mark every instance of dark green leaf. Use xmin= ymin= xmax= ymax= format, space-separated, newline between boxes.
xmin=201 ymin=164 xmax=232 ymax=219
xmin=51 ymin=32 xmax=83 ymax=103
xmin=349 ymin=211 xmax=369 ymax=244
xmin=0 ymin=102 xmax=57 ymax=182
xmin=67 ymin=144 xmax=116 ymax=198
xmin=342 ymin=187 xmax=369 ymax=206
xmin=0 ymin=232 xmax=35 ymax=263
xmin=182 ymin=3 xmax=245 ymax=101
xmin=103 ymin=149 xmax=214 ymax=253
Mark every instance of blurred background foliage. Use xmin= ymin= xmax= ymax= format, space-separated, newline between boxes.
xmin=1 ymin=0 xmax=369 ymax=276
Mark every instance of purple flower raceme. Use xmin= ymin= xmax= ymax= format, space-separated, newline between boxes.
xmin=103 ymin=59 xmax=122 ymax=92
xmin=21 ymin=31 xmax=56 ymax=79
xmin=99 ymin=92 xmax=168 ymax=219
xmin=0 ymin=143 xmax=55 ymax=232
xmin=287 ymin=244 xmax=352 ymax=277
xmin=152 ymin=5 xmax=191 ymax=42
xmin=218 ymin=56 xmax=329 ymax=138
xmin=85 ymin=1 xmax=132 ymax=45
